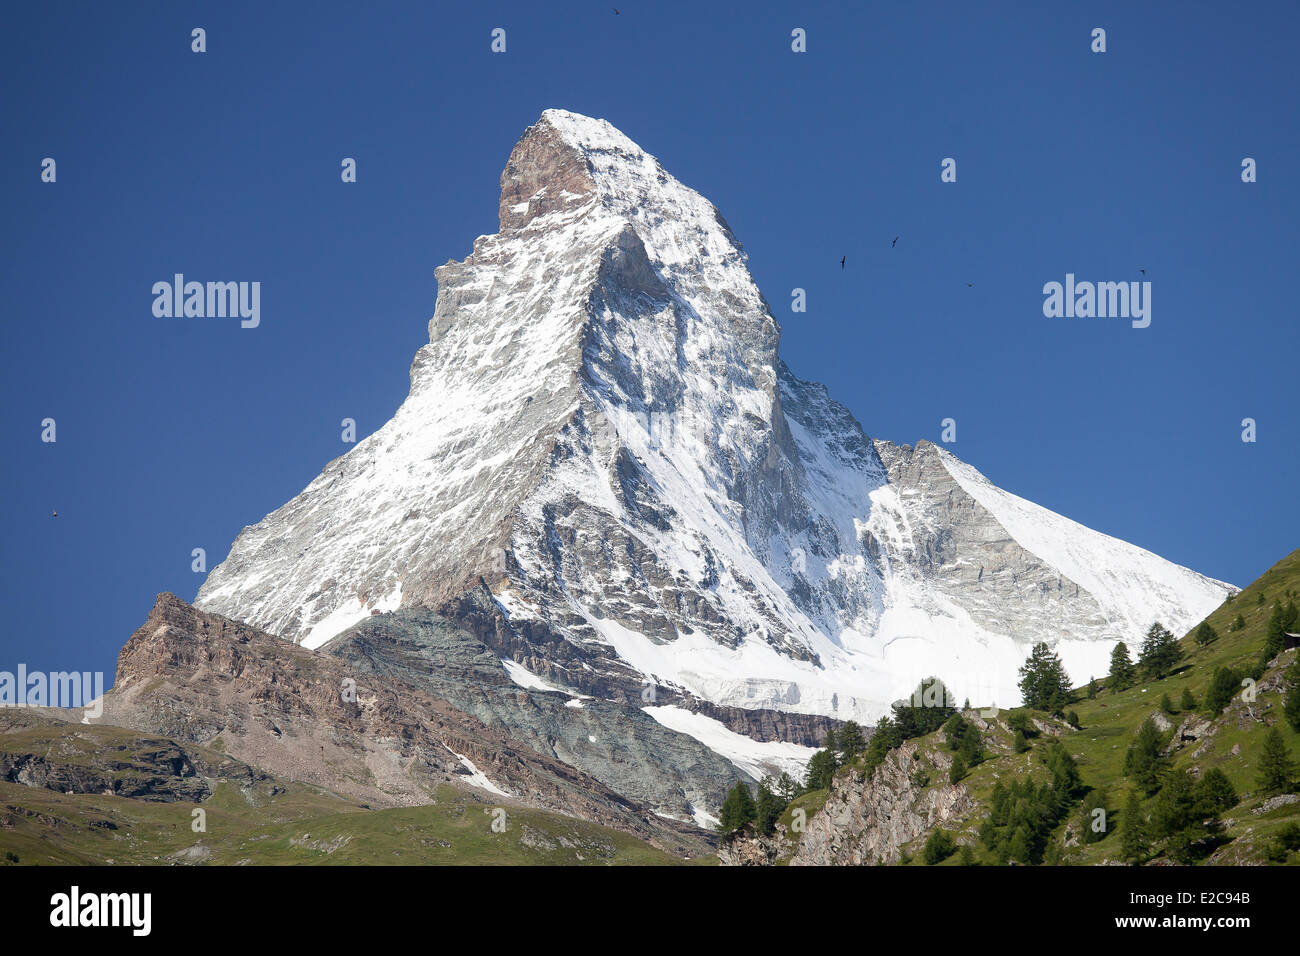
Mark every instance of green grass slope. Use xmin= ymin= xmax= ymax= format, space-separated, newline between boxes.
xmin=0 ymin=779 xmax=706 ymax=866
xmin=0 ymin=717 xmax=705 ymax=866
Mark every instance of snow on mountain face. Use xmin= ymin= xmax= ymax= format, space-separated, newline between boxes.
xmin=861 ymin=440 xmax=1232 ymax=710
xmin=195 ymin=109 xmax=1232 ymax=721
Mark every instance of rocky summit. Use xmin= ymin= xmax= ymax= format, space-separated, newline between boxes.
xmin=196 ymin=109 xmax=1229 ymax=733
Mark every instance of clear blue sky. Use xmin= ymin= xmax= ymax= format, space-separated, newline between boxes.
xmin=2 ymin=1 xmax=1296 ymax=684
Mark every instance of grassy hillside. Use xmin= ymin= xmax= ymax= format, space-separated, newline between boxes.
xmin=791 ymin=549 xmax=1300 ymax=866
xmin=0 ymin=782 xmax=703 ymax=865
xmin=0 ymin=717 xmax=707 ymax=866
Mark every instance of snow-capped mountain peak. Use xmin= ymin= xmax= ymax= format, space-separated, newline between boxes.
xmin=195 ymin=109 xmax=1231 ymax=720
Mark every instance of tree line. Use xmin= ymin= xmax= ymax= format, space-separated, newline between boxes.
xmin=717 ymin=603 xmax=1300 ymax=863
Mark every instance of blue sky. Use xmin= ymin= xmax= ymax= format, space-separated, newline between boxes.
xmin=2 ymin=1 xmax=1296 ymax=683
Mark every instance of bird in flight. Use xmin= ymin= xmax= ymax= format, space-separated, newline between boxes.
xmin=966 ymin=283 xmax=974 ymax=287
xmin=892 ymin=236 xmax=899 ymax=247
xmin=613 ymin=6 xmax=620 ymax=12
xmin=51 ymin=510 xmax=58 ymax=518
xmin=1139 ymin=269 xmax=1146 ymax=275
xmin=840 ymin=256 xmax=846 ymax=269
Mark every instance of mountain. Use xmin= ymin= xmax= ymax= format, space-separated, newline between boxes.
xmin=195 ymin=108 xmax=1232 ymax=729
xmin=723 ymin=548 xmax=1300 ymax=866
xmin=86 ymin=592 xmax=711 ymax=855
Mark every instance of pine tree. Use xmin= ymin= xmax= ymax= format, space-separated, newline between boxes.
xmin=1232 ymin=613 xmax=1246 ymax=632
xmin=1279 ymin=821 xmax=1300 ymax=852
xmin=942 ymin=712 xmax=983 ymax=768
xmin=949 ymin=755 xmax=966 ymax=785
xmin=1109 ymin=641 xmax=1136 ymax=691
xmin=1205 ymin=666 xmax=1242 ymax=714
xmin=836 ymin=720 xmax=865 ymax=759
xmin=862 ymin=714 xmax=900 ymax=781
xmin=922 ymin=828 xmax=956 ymax=865
xmin=891 ymin=677 xmax=957 ymax=738
xmin=803 ymin=748 xmax=838 ymax=792
xmin=717 ymin=781 xmax=757 ymax=839
xmin=1043 ymin=838 xmax=1065 ymax=866
xmin=1006 ymin=711 xmax=1035 ymax=737
xmin=1007 ymin=825 xmax=1033 ymax=865
xmin=1120 ymin=790 xmax=1148 ymax=864
xmin=755 ymin=779 xmax=782 ymax=836
xmin=943 ymin=712 xmax=964 ymax=745
xmin=1160 ymin=693 xmax=1175 ymax=715
xmin=1284 ymin=659 xmax=1300 ymax=733
xmin=775 ymin=771 xmax=801 ymax=804
xmin=1018 ymin=642 xmax=1072 ymax=713
xmin=1123 ymin=718 xmax=1168 ymax=795
xmin=1149 ymin=769 xmax=1197 ymax=839
xmin=1013 ymin=730 xmax=1031 ymax=753
xmin=1192 ymin=768 xmax=1238 ymax=815
xmin=1194 ymin=621 xmax=1218 ymax=646
xmin=1257 ymin=726 xmax=1297 ymax=796
xmin=1180 ymin=687 xmax=1197 ymax=712
xmin=1150 ymin=769 xmax=1228 ymax=863
xmin=1045 ymin=741 xmax=1083 ymax=799
xmin=1263 ymin=601 xmax=1297 ymax=664
xmin=1138 ymin=622 xmax=1183 ymax=679
xmin=1087 ymin=677 xmax=1098 ymax=700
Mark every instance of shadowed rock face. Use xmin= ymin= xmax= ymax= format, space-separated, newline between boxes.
xmin=0 ymin=710 xmax=276 ymax=804
xmin=319 ymin=606 xmax=750 ymax=821
xmin=435 ymin=582 xmax=845 ymax=746
xmin=91 ymin=593 xmax=712 ymax=856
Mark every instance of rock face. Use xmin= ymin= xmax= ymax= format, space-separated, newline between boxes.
xmin=319 ymin=607 xmax=750 ymax=822
xmin=789 ymin=741 xmax=974 ymax=866
xmin=92 ymin=593 xmax=710 ymax=855
xmin=195 ymin=108 xmax=1232 ymax=726
xmin=432 ymin=580 xmax=839 ymax=748
xmin=0 ymin=710 xmax=273 ymax=803
xmin=717 ymin=830 xmax=794 ymax=866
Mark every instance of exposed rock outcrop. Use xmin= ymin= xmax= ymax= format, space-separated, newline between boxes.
xmin=718 ymin=829 xmax=795 ymax=866
xmin=321 ymin=607 xmax=748 ymax=821
xmin=789 ymin=741 xmax=974 ymax=866
xmin=0 ymin=710 xmax=275 ymax=803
